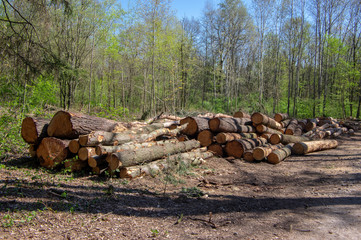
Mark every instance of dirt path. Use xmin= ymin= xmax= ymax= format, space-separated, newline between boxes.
xmin=1 ymin=133 xmax=361 ymax=239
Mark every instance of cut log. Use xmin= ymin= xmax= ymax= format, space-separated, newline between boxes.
xmin=298 ymin=119 xmax=308 ymax=129
xmin=180 ymin=117 xmax=210 ymax=136
xmin=225 ymin=138 xmax=268 ymax=158
xmin=21 ymin=117 xmax=49 ymax=144
xmin=267 ymin=144 xmax=294 ymax=164
xmin=214 ymin=113 xmax=233 ymax=118
xmin=47 ymin=111 xmax=127 ymax=139
xmin=118 ymin=150 xmax=212 ymax=179
xmin=88 ymin=154 xmax=107 ymax=168
xmin=92 ymin=164 xmax=108 ymax=175
xmin=207 ymin=143 xmax=224 ymax=157
xmin=269 ymin=133 xmax=312 ymax=145
xmin=274 ymin=113 xmax=289 ymax=123
xmin=233 ymin=111 xmax=251 ymax=119
xmin=280 ymin=119 xmax=291 ymax=128
xmin=36 ymin=137 xmax=71 ymax=168
xmin=243 ymin=150 xmax=254 ymax=162
xmin=197 ymin=130 xmax=214 ymax=147
xmin=209 ymin=117 xmax=252 ymax=133
xmin=69 ymin=139 xmax=80 ymax=154
xmin=285 ymin=119 xmax=303 ymax=135
xmin=305 ymin=118 xmax=319 ymax=132
xmin=215 ymin=132 xmax=258 ymax=144
xmin=260 ymin=133 xmax=272 ymax=141
xmin=293 ymin=140 xmax=338 ymax=155
xmin=251 ymin=112 xmax=283 ymax=130
xmin=253 ymin=143 xmax=284 ymax=161
xmin=78 ymin=147 xmax=96 ymax=161
xmin=256 ymin=124 xmax=283 ymax=134
xmin=177 ymin=135 xmax=189 ymax=142
xmin=109 ymin=139 xmax=200 ymax=170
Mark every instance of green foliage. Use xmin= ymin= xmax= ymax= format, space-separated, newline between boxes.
xmin=28 ymin=75 xmax=58 ymax=108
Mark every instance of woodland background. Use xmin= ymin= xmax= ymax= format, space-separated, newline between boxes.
xmin=1 ymin=0 xmax=360 ymax=121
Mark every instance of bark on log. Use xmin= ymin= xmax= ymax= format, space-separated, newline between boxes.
xmin=251 ymin=112 xmax=283 ymax=130
xmin=256 ymin=124 xmax=283 ymax=134
xmin=280 ymin=119 xmax=291 ymax=128
xmin=260 ymin=133 xmax=272 ymax=141
xmin=274 ymin=113 xmax=289 ymax=123
xmin=88 ymin=154 xmax=107 ymax=168
xmin=69 ymin=139 xmax=80 ymax=154
xmin=233 ymin=111 xmax=251 ymax=119
xmin=36 ymin=137 xmax=71 ymax=168
xmin=208 ymin=117 xmax=252 ymax=133
xmin=215 ymin=132 xmax=258 ymax=144
xmin=298 ymin=119 xmax=308 ymax=129
xmin=269 ymin=133 xmax=312 ymax=145
xmin=197 ymin=130 xmax=214 ymax=147
xmin=207 ymin=143 xmax=224 ymax=157
xmin=21 ymin=117 xmax=49 ymax=144
xmin=293 ymin=140 xmax=338 ymax=155
xmin=47 ymin=111 xmax=127 ymax=139
xmin=305 ymin=118 xmax=319 ymax=132
xmin=180 ymin=117 xmax=210 ymax=136
xmin=109 ymin=139 xmax=200 ymax=170
xmin=267 ymin=144 xmax=294 ymax=164
xmin=253 ymin=143 xmax=284 ymax=161
xmin=285 ymin=119 xmax=303 ymax=135
xmin=118 ymin=150 xmax=212 ymax=179
xmin=78 ymin=147 xmax=96 ymax=161
xmin=225 ymin=138 xmax=268 ymax=158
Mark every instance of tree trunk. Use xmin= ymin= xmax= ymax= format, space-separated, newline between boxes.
xmin=69 ymin=139 xmax=80 ymax=154
xmin=274 ymin=113 xmax=289 ymax=123
xmin=253 ymin=143 xmax=284 ymax=161
xmin=285 ymin=119 xmax=303 ymax=135
xmin=180 ymin=117 xmax=210 ymax=136
xmin=225 ymin=138 xmax=268 ymax=159
xmin=267 ymin=144 xmax=294 ymax=164
xmin=215 ymin=132 xmax=258 ymax=144
xmin=269 ymin=133 xmax=311 ymax=145
xmin=233 ymin=111 xmax=251 ymax=119
xmin=207 ymin=143 xmax=224 ymax=157
xmin=109 ymin=139 xmax=200 ymax=170
xmin=36 ymin=137 xmax=71 ymax=168
xmin=197 ymin=130 xmax=214 ymax=147
xmin=78 ymin=147 xmax=96 ymax=161
xmin=243 ymin=150 xmax=254 ymax=162
xmin=21 ymin=117 xmax=49 ymax=144
xmin=256 ymin=124 xmax=283 ymax=134
xmin=209 ymin=117 xmax=252 ymax=133
xmin=293 ymin=140 xmax=338 ymax=155
xmin=251 ymin=112 xmax=283 ymax=130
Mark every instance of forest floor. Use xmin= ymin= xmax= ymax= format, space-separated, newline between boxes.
xmin=1 ymin=132 xmax=361 ymax=239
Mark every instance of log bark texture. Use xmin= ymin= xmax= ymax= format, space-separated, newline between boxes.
xmin=251 ymin=112 xmax=283 ymax=130
xmin=293 ymin=140 xmax=338 ymax=155
xmin=21 ymin=117 xmax=49 ymax=144
xmin=215 ymin=132 xmax=258 ymax=144
xmin=253 ymin=143 xmax=284 ymax=161
xmin=274 ymin=113 xmax=289 ymax=123
xmin=78 ymin=147 xmax=96 ymax=161
xmin=256 ymin=124 xmax=283 ymax=134
xmin=88 ymin=154 xmax=107 ymax=168
xmin=209 ymin=117 xmax=252 ymax=133
xmin=267 ymin=144 xmax=294 ymax=164
xmin=36 ymin=137 xmax=71 ymax=168
xmin=269 ymin=133 xmax=312 ymax=145
xmin=180 ymin=117 xmax=210 ymax=136
xmin=225 ymin=138 xmax=268 ymax=158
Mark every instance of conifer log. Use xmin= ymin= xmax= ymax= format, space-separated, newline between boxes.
xmin=118 ymin=150 xmax=212 ymax=179
xmin=305 ymin=118 xmax=319 ymax=132
xmin=207 ymin=143 xmax=224 ymax=157
xmin=225 ymin=138 xmax=268 ymax=158
xmin=280 ymin=119 xmax=291 ymax=128
xmin=69 ymin=139 xmax=80 ymax=154
xmin=253 ymin=143 xmax=284 ymax=161
xmin=88 ymin=155 xmax=107 ymax=168
xmin=243 ymin=150 xmax=254 ymax=162
xmin=269 ymin=133 xmax=312 ymax=145
xmin=36 ymin=137 xmax=71 ymax=168
xmin=180 ymin=117 xmax=210 ymax=136
xmin=78 ymin=147 xmax=96 ymax=161
xmin=274 ymin=113 xmax=289 ymax=123
xmin=47 ymin=111 xmax=127 ymax=139
xmin=215 ymin=132 xmax=258 ymax=144
xmin=109 ymin=139 xmax=200 ymax=170
xmin=256 ymin=124 xmax=283 ymax=134
xmin=21 ymin=117 xmax=49 ymax=144
xmin=267 ymin=144 xmax=294 ymax=164
xmin=197 ymin=130 xmax=214 ymax=147
xmin=285 ymin=119 xmax=303 ymax=135
xmin=251 ymin=112 xmax=283 ymax=130
xmin=233 ymin=111 xmax=251 ymax=119
xmin=293 ymin=140 xmax=338 ymax=155
xmin=298 ymin=119 xmax=308 ymax=129
xmin=208 ymin=117 xmax=252 ymax=133
xmin=260 ymin=133 xmax=272 ymax=141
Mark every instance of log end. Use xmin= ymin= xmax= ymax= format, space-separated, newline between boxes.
xmin=208 ymin=118 xmax=220 ymax=132
xmin=251 ymin=112 xmax=263 ymax=125
xmin=207 ymin=144 xmax=224 ymax=157
xmin=293 ymin=142 xmax=307 ymax=155
xmin=197 ymin=130 xmax=214 ymax=147
xmin=21 ymin=117 xmax=38 ymax=144
xmin=270 ymin=134 xmax=282 ymax=145
xmin=180 ymin=117 xmax=197 ymax=136
xmin=47 ymin=111 xmax=74 ymax=138
xmin=225 ymin=140 xmax=243 ymax=158
xmin=36 ymin=137 xmax=69 ymax=168
xmin=69 ymin=139 xmax=80 ymax=154
xmin=267 ymin=152 xmax=281 ymax=164
xmin=253 ymin=147 xmax=266 ymax=161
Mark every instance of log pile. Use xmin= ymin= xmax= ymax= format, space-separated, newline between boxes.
xmin=20 ymin=111 xmax=214 ymax=179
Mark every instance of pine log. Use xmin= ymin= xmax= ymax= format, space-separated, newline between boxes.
xmin=108 ymin=139 xmax=200 ymax=170
xmin=267 ymin=144 xmax=294 ymax=164
xmin=78 ymin=147 xmax=96 ymax=161
xmin=233 ymin=111 xmax=251 ymax=119
xmin=251 ymin=112 xmax=283 ymax=130
xmin=253 ymin=143 xmax=284 ymax=161
xmin=95 ymin=139 xmax=179 ymax=155
xmin=243 ymin=150 xmax=254 ymax=162
xmin=274 ymin=113 xmax=289 ymax=123
xmin=21 ymin=117 xmax=49 ymax=144
xmin=180 ymin=117 xmax=210 ymax=136
xmin=293 ymin=140 xmax=338 ymax=155
xmin=69 ymin=139 xmax=80 ymax=154
xmin=207 ymin=143 xmax=224 ymax=157
xmin=298 ymin=119 xmax=308 ymax=129
xmin=285 ymin=119 xmax=301 ymax=135
xmin=215 ymin=132 xmax=258 ymax=144
xmin=225 ymin=138 xmax=268 ymax=158
xmin=208 ymin=117 xmax=252 ymax=133
xmin=88 ymin=154 xmax=107 ymax=168
xmin=269 ymin=133 xmax=312 ymax=145
xmin=305 ymin=118 xmax=319 ymax=132
xmin=280 ymin=119 xmax=291 ymax=128
xmin=197 ymin=130 xmax=214 ymax=147
xmin=47 ymin=111 xmax=127 ymax=139
xmin=256 ymin=124 xmax=283 ymax=134
xmin=260 ymin=133 xmax=272 ymax=141
xmin=118 ymin=150 xmax=212 ymax=179
xmin=36 ymin=137 xmax=71 ymax=168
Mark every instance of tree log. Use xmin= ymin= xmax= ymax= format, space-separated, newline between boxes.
xmin=274 ymin=113 xmax=289 ymax=123
xmin=78 ymin=147 xmax=96 ymax=161
xmin=197 ymin=130 xmax=214 ymax=147
xmin=285 ymin=119 xmax=303 ymax=135
xmin=207 ymin=143 xmax=224 ymax=157
xmin=260 ymin=133 xmax=272 ymax=141
xmin=243 ymin=150 xmax=254 ymax=162
xmin=280 ymin=119 xmax=291 ymax=128
xmin=215 ymin=132 xmax=258 ymax=144
xmin=225 ymin=138 xmax=268 ymax=158
xmin=233 ymin=111 xmax=251 ymax=119
xmin=267 ymin=144 xmax=294 ymax=164
xmin=64 ymin=159 xmax=88 ymax=172
xmin=88 ymin=154 xmax=107 ymax=168
xmin=269 ymin=133 xmax=312 ymax=145
xmin=108 ymin=139 xmax=200 ymax=170
xmin=92 ymin=163 xmax=108 ymax=175
xmin=180 ymin=117 xmax=210 ymax=136
xmin=256 ymin=124 xmax=283 ymax=134
xmin=253 ymin=143 xmax=284 ymax=161
xmin=36 ymin=137 xmax=71 ymax=168
xmin=21 ymin=117 xmax=49 ymax=144
xmin=251 ymin=112 xmax=283 ymax=130
xmin=305 ymin=118 xmax=319 ymax=132
xmin=69 ymin=139 xmax=80 ymax=154
xmin=209 ymin=117 xmax=252 ymax=133
xmin=293 ymin=140 xmax=338 ymax=155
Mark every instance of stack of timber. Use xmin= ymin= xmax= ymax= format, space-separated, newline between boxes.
xmin=20 ymin=111 xmax=213 ymax=179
